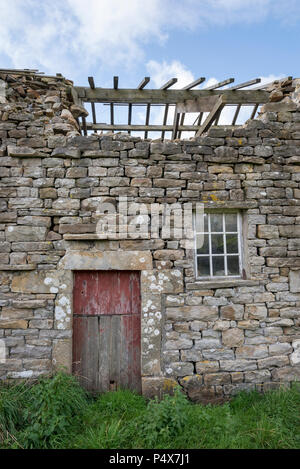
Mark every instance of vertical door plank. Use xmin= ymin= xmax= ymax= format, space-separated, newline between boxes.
xmin=99 ymin=315 xmax=111 ymax=392
xmin=120 ymin=314 xmax=130 ymax=389
xmin=73 ymin=316 xmax=99 ymax=392
xmin=130 ymin=272 xmax=141 ymax=315
xmin=109 ymin=314 xmax=121 ymax=389
xmin=73 ymin=271 xmax=101 ymax=316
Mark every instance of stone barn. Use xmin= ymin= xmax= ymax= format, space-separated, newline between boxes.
xmin=0 ymin=69 xmax=299 ymax=403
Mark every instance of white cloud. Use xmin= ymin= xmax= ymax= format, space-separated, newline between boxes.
xmin=146 ymin=60 xmax=195 ymax=89
xmin=0 ymin=0 xmax=298 ymax=77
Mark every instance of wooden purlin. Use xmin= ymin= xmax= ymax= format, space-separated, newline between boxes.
xmin=85 ymin=123 xmax=237 ymax=132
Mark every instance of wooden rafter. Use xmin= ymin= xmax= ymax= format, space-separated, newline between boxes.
xmin=227 ymin=78 xmax=261 ymax=90
xmin=138 ymin=77 xmax=150 ymax=89
xmin=160 ymin=78 xmax=177 ymax=90
xmin=195 ymin=95 xmax=226 ymax=137
xmin=182 ymin=77 xmax=205 ymax=90
xmin=205 ymin=78 xmax=234 ymax=90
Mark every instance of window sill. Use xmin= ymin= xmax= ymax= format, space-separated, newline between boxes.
xmin=186 ymin=278 xmax=261 ymax=290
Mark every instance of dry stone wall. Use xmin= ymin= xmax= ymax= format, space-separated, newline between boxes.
xmin=0 ymin=71 xmax=300 ymax=402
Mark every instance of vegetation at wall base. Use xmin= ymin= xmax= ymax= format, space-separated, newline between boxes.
xmin=0 ymin=372 xmax=299 ymax=449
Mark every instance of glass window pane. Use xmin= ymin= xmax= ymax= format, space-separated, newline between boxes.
xmin=204 ymin=212 xmax=208 ymax=232
xmin=195 ymin=212 xmax=208 ymax=233
xmin=197 ymin=256 xmax=210 ymax=277
xmin=226 ymin=213 xmax=237 ymax=232
xmin=226 ymin=234 xmax=239 ymax=253
xmin=195 ymin=212 xmax=208 ymax=232
xmin=212 ymin=256 xmax=225 ymax=276
xmin=211 ymin=234 xmax=224 ymax=254
xmin=197 ymin=234 xmax=209 ymax=254
xmin=227 ymin=256 xmax=240 ymax=275
xmin=210 ymin=213 xmax=223 ymax=232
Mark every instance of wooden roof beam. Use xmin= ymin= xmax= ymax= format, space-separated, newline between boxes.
xmin=228 ymin=78 xmax=261 ymax=90
xmin=182 ymin=77 xmax=205 ymax=90
xmin=76 ymin=88 xmax=269 ymax=104
xmin=161 ymin=104 xmax=169 ymax=140
xmin=88 ymin=77 xmax=97 ymax=125
xmin=196 ymin=95 xmax=226 ymax=137
xmin=88 ymin=76 xmax=95 ymax=89
xmin=113 ymin=76 xmax=119 ymax=89
xmin=160 ymin=78 xmax=177 ymax=90
xmin=86 ymin=123 xmax=201 ymax=131
xmin=251 ymin=76 xmax=293 ymax=90
xmin=138 ymin=77 xmax=150 ymax=89
xmin=205 ymin=78 xmax=234 ymax=90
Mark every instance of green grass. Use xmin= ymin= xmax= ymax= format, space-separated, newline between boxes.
xmin=0 ymin=373 xmax=299 ymax=449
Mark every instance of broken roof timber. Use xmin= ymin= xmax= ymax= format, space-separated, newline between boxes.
xmin=75 ymin=87 xmax=269 ymax=104
xmin=84 ymin=123 xmax=234 ymax=132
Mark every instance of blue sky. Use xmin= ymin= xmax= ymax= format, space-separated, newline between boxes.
xmin=1 ymin=0 xmax=300 ymax=136
xmin=1 ymin=0 xmax=299 ymax=87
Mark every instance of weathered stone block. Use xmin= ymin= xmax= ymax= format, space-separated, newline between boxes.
xmin=61 ymin=250 xmax=152 ymax=271
xmin=204 ymin=372 xmax=231 ymax=386
xmin=257 ymin=355 xmax=290 ymax=369
xmin=220 ymin=304 xmax=244 ymax=320
xmin=52 ymin=198 xmax=80 ymax=210
xmin=166 ymin=305 xmax=218 ymax=321
xmin=236 ymin=345 xmax=268 ymax=359
xmin=271 ymin=366 xmax=300 ymax=381
xmin=222 ymin=328 xmax=244 ymax=347
xmin=290 ymin=340 xmax=300 ymax=366
xmin=289 ymin=270 xmax=300 ymax=292
xmin=52 ymin=339 xmax=72 ymax=372
xmin=11 ymin=270 xmax=72 ymax=294
xmin=202 ymin=348 xmax=235 ymax=360
xmin=141 ymin=270 xmax=183 ymax=294
xmin=257 ymin=225 xmax=279 ymax=239
xmin=219 ymin=359 xmax=257 ymax=372
xmin=194 ymin=338 xmax=221 ymax=350
xmin=0 ymin=319 xmax=28 ymax=329
xmin=5 ymin=226 xmax=47 ymax=242
xmin=142 ymin=377 xmax=177 ymax=399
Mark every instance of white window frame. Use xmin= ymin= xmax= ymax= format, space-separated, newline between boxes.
xmin=194 ymin=211 xmax=243 ymax=279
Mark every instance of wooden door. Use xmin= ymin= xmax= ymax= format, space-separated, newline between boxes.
xmin=72 ymin=271 xmax=141 ymax=393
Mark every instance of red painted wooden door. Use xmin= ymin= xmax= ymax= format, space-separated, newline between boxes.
xmin=72 ymin=271 xmax=141 ymax=393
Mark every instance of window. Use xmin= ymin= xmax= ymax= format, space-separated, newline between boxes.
xmin=194 ymin=211 xmax=243 ymax=279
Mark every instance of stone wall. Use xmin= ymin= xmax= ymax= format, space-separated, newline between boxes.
xmin=0 ymin=71 xmax=300 ymax=402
